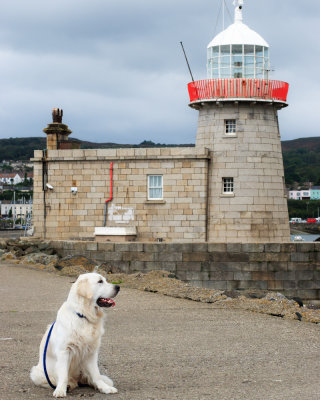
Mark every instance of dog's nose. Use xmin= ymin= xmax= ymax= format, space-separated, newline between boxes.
xmin=114 ymin=285 xmax=120 ymax=293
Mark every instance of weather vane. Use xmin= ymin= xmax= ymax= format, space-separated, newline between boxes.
xmin=233 ymin=0 xmax=244 ymax=22
xmin=233 ymin=0 xmax=244 ymax=8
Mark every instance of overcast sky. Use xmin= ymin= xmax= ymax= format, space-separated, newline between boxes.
xmin=0 ymin=0 xmax=319 ymax=144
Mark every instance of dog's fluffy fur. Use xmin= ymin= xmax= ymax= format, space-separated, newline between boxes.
xmin=30 ymin=273 xmax=120 ymax=398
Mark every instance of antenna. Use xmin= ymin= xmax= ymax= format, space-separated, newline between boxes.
xmin=180 ymin=42 xmax=199 ymax=100
xmin=222 ymin=0 xmax=225 ymax=30
xmin=180 ymin=41 xmax=196 ymax=83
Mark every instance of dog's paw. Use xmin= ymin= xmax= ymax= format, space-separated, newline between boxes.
xmin=101 ymin=375 xmax=114 ymax=387
xmin=67 ymin=378 xmax=78 ymax=391
xmin=97 ymin=382 xmax=118 ymax=395
xmin=53 ymin=387 xmax=67 ymax=398
xmin=106 ymin=386 xmax=118 ymax=394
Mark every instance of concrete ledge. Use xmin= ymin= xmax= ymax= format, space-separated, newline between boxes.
xmin=94 ymin=227 xmax=137 ymax=243
xmin=32 ymin=147 xmax=210 ymax=161
xmin=94 ymin=227 xmax=137 ymax=236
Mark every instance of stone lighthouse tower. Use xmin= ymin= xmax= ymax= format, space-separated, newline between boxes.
xmin=188 ymin=0 xmax=290 ymax=242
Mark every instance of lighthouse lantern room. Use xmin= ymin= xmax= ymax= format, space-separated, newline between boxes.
xmin=207 ymin=0 xmax=269 ymax=79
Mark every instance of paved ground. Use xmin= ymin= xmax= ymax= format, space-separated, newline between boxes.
xmin=0 ymin=263 xmax=319 ymax=400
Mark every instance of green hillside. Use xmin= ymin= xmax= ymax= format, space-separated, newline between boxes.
xmin=281 ymin=137 xmax=320 ymax=186
xmin=0 ymin=136 xmax=319 ymax=187
xmin=0 ymin=137 xmax=46 ymax=161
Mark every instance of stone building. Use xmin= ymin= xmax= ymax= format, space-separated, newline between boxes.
xmin=32 ymin=1 xmax=290 ymax=243
xmin=1 ymin=202 xmax=32 ymax=219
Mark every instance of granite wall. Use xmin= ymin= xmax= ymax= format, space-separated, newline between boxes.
xmin=49 ymin=240 xmax=320 ymax=301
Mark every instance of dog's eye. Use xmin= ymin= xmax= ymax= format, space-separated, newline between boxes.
xmin=98 ymin=279 xmax=103 ymax=284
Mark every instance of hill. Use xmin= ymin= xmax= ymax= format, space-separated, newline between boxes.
xmin=281 ymin=137 xmax=320 ymax=186
xmin=0 ymin=137 xmax=193 ymax=161
xmin=281 ymin=137 xmax=320 ymax=152
xmin=1 ymin=136 xmax=319 ymax=187
xmin=0 ymin=137 xmax=46 ymax=161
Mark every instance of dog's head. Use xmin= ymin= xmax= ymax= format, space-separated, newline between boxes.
xmin=70 ymin=273 xmax=120 ymax=310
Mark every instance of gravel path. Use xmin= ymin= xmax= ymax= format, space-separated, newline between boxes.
xmin=0 ymin=263 xmax=320 ymax=400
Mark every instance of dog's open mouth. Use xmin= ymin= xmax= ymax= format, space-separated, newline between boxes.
xmin=97 ymin=297 xmax=115 ymax=308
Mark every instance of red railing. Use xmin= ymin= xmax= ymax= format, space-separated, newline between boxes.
xmin=188 ymin=79 xmax=289 ymax=103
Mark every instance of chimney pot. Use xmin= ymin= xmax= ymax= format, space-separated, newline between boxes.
xmin=52 ymin=108 xmax=63 ymax=123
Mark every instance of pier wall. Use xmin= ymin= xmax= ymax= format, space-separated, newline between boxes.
xmin=49 ymin=240 xmax=320 ymax=301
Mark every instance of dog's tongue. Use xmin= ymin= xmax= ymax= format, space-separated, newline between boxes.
xmin=98 ymin=298 xmax=115 ymax=308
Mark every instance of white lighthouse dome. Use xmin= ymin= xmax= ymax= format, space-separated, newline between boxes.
xmin=207 ymin=0 xmax=270 ymax=79
xmin=208 ymin=22 xmax=269 ymax=48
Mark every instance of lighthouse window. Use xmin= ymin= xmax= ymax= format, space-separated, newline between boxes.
xmin=223 ymin=178 xmax=234 ymax=194
xmin=220 ymin=56 xmax=230 ymax=66
xmin=148 ymin=175 xmax=163 ymax=200
xmin=245 ymin=68 xmax=254 ymax=78
xmin=212 ymin=46 xmax=219 ymax=56
xmin=220 ymin=68 xmax=230 ymax=78
xmin=256 ymin=57 xmax=263 ymax=67
xmin=255 ymin=46 xmax=263 ymax=57
xmin=244 ymin=45 xmax=254 ymax=56
xmin=221 ymin=45 xmax=230 ymax=54
xmin=212 ymin=58 xmax=219 ymax=68
xmin=232 ymin=45 xmax=242 ymax=54
xmin=245 ymin=56 xmax=254 ymax=68
xmin=225 ymin=119 xmax=236 ymax=135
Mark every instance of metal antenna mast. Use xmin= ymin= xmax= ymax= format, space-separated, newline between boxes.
xmin=180 ymin=41 xmax=195 ymax=83
xmin=222 ymin=0 xmax=225 ymax=30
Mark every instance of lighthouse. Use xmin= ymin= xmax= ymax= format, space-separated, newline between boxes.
xmin=188 ymin=0 xmax=290 ymax=242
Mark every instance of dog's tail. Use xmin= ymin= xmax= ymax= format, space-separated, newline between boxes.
xmin=30 ymin=365 xmax=49 ymax=388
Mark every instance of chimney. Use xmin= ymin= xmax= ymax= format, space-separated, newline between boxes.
xmin=43 ymin=108 xmax=72 ymax=150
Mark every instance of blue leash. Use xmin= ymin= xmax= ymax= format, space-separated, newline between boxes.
xmin=42 ymin=314 xmax=87 ymax=391
xmin=43 ymin=322 xmax=56 ymax=390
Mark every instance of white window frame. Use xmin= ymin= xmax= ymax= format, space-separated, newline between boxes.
xmin=223 ymin=177 xmax=234 ymax=194
xmin=225 ymin=119 xmax=237 ymax=136
xmin=148 ymin=175 xmax=163 ymax=200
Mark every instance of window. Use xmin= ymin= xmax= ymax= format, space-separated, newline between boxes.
xmin=223 ymin=178 xmax=234 ymax=194
xmin=148 ymin=175 xmax=163 ymax=200
xmin=225 ymin=119 xmax=236 ymax=135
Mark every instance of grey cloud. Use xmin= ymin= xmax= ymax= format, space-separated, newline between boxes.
xmin=0 ymin=0 xmax=319 ymax=144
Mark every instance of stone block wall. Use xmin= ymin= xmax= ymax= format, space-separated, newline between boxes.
xmin=49 ymin=240 xmax=320 ymax=301
xmin=195 ymin=102 xmax=290 ymax=242
xmin=32 ymin=148 xmax=209 ymax=242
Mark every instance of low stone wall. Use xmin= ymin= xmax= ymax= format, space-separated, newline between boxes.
xmin=49 ymin=240 xmax=320 ymax=301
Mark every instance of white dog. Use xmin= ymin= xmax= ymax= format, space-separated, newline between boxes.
xmin=30 ymin=272 xmax=120 ymax=398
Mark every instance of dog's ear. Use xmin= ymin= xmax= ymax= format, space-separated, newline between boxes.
xmin=77 ymin=278 xmax=93 ymax=300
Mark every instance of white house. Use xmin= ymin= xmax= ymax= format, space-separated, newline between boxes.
xmin=288 ymin=190 xmax=311 ymax=200
xmin=0 ymin=173 xmax=23 ymax=185
xmin=0 ymin=202 xmax=32 ymax=219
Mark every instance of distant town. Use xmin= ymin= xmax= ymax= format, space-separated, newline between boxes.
xmin=0 ymin=160 xmax=33 ymax=229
